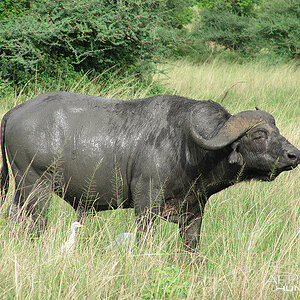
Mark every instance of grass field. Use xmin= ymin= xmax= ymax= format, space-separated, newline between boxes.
xmin=0 ymin=60 xmax=299 ymax=299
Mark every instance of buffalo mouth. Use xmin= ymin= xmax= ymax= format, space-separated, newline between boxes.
xmin=267 ymin=164 xmax=299 ymax=181
xmin=279 ymin=164 xmax=298 ymax=172
xmin=245 ymin=164 xmax=298 ymax=182
xmin=243 ymin=169 xmax=275 ymax=182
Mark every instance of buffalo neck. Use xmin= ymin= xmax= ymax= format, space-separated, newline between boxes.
xmin=185 ymin=142 xmax=242 ymax=199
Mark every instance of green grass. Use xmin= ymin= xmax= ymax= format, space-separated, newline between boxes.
xmin=0 ymin=60 xmax=299 ymax=299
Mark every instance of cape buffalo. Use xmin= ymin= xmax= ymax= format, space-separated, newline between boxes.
xmin=1 ymin=92 xmax=299 ymax=249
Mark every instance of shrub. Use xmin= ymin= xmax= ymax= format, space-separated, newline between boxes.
xmin=0 ymin=0 xmax=30 ymax=21
xmin=0 ymin=0 xmax=193 ymax=89
xmin=251 ymin=0 xmax=300 ymax=61
xmin=192 ymin=0 xmax=300 ymax=63
xmin=198 ymin=0 xmax=261 ymax=16
xmin=196 ymin=5 xmax=253 ymax=51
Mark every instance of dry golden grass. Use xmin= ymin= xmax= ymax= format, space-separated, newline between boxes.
xmin=155 ymin=59 xmax=300 ymax=115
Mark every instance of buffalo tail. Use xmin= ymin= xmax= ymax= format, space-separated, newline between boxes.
xmin=0 ymin=114 xmax=9 ymax=205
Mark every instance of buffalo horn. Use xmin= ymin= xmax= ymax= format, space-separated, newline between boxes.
xmin=191 ymin=111 xmax=264 ymax=150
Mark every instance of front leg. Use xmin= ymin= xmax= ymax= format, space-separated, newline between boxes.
xmin=178 ymin=193 xmax=206 ymax=250
xmin=131 ymin=176 xmax=164 ymax=235
xmin=179 ymin=215 xmax=203 ymax=251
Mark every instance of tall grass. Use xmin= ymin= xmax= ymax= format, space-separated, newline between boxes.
xmin=0 ymin=60 xmax=299 ymax=299
xmin=155 ymin=60 xmax=300 ymax=122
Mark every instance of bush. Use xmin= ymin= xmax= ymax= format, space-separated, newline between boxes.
xmin=0 ymin=0 xmax=30 ymax=21
xmin=198 ymin=0 xmax=261 ymax=16
xmin=192 ymin=0 xmax=300 ymax=63
xmin=196 ymin=5 xmax=253 ymax=51
xmin=251 ymin=0 xmax=300 ymax=61
xmin=0 ymin=0 xmax=193 ymax=89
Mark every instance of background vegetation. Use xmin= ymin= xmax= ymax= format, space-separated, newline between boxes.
xmin=193 ymin=0 xmax=300 ymax=63
xmin=1 ymin=0 xmax=299 ymax=91
xmin=0 ymin=0 xmax=193 ymax=89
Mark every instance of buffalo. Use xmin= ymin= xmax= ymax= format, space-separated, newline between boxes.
xmin=1 ymin=92 xmax=299 ymax=249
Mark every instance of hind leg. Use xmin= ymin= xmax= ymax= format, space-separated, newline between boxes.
xmin=6 ymin=165 xmax=52 ymax=236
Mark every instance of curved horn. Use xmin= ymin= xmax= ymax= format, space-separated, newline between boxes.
xmin=190 ymin=110 xmax=265 ymax=150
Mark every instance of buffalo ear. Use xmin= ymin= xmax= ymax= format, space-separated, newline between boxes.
xmin=228 ymin=141 xmax=243 ymax=165
xmin=255 ymin=107 xmax=261 ymax=111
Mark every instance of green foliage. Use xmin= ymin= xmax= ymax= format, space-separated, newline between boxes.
xmin=0 ymin=0 xmax=194 ymax=89
xmin=196 ymin=5 xmax=253 ymax=51
xmin=141 ymin=266 xmax=188 ymax=299
xmin=251 ymin=0 xmax=300 ymax=61
xmin=198 ymin=0 xmax=261 ymax=16
xmin=166 ymin=0 xmax=195 ymax=28
xmin=193 ymin=0 xmax=300 ymax=63
xmin=0 ymin=0 xmax=30 ymax=21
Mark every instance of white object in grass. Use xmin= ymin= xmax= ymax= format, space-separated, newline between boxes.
xmin=60 ymin=222 xmax=84 ymax=253
xmin=106 ymin=232 xmax=134 ymax=250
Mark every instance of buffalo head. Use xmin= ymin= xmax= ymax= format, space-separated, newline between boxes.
xmin=191 ymin=108 xmax=300 ymax=181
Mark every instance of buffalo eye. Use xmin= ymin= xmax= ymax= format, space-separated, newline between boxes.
xmin=252 ymin=130 xmax=267 ymax=141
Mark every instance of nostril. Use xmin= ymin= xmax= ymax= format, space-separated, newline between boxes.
xmin=287 ymin=153 xmax=297 ymax=161
xmin=285 ymin=147 xmax=300 ymax=163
